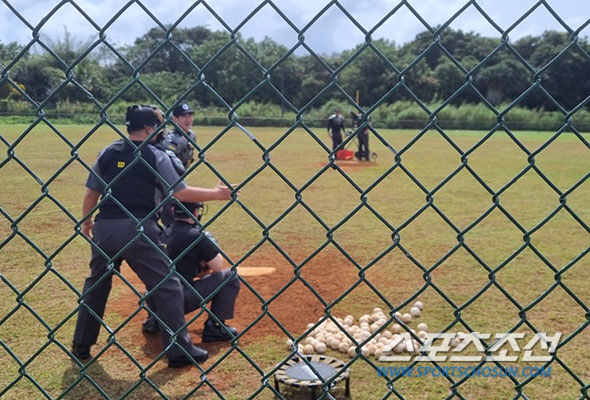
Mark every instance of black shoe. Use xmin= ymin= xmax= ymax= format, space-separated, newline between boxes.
xmin=202 ymin=319 xmax=238 ymax=343
xmin=142 ymin=315 xmax=160 ymax=334
xmin=71 ymin=344 xmax=91 ymax=360
xmin=168 ymin=347 xmax=208 ymax=368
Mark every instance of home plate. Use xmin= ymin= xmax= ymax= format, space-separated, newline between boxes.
xmin=237 ymin=267 xmax=276 ymax=276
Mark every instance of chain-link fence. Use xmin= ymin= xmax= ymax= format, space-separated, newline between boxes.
xmin=1 ymin=0 xmax=590 ymax=399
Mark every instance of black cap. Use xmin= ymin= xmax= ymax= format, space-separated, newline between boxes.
xmin=125 ymin=105 xmax=163 ymax=131
xmin=173 ymin=201 xmax=204 ymax=218
xmin=173 ymin=103 xmax=194 ymax=117
xmin=334 ymin=108 xmax=340 ymax=113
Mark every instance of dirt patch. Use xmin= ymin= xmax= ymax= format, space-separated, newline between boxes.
xmin=315 ymin=160 xmax=376 ymax=173
xmin=106 ymin=245 xmax=360 ymax=368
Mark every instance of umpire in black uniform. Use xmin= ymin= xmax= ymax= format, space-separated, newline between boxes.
xmin=327 ymin=108 xmax=345 ymax=151
xmin=143 ymin=202 xmax=240 ymax=342
xmin=72 ymin=105 xmax=235 ymax=368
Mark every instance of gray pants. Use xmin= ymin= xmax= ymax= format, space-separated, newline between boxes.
xmin=73 ymin=219 xmax=200 ymax=359
xmin=358 ymin=132 xmax=370 ymax=160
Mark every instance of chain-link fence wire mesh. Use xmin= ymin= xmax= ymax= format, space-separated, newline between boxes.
xmin=1 ymin=0 xmax=590 ymax=399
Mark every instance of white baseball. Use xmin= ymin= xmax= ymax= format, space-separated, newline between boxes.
xmin=394 ymin=343 xmax=405 ymax=353
xmin=361 ymin=346 xmax=370 ymax=357
xmin=348 ymin=346 xmax=356 ymax=358
xmin=315 ymin=342 xmax=327 ymax=354
xmin=338 ymin=342 xmax=349 ymax=353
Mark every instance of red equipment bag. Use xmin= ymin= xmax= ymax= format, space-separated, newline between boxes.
xmin=336 ymin=149 xmax=354 ymax=160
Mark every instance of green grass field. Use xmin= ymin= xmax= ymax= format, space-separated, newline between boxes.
xmin=1 ymin=123 xmax=590 ymax=399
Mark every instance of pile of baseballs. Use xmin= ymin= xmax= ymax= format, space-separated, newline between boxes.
xmin=285 ymin=302 xmax=463 ymax=359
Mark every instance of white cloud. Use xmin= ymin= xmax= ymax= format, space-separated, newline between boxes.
xmin=1 ymin=0 xmax=589 ymax=53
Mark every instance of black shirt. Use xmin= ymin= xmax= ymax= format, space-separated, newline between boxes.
xmin=328 ymin=113 xmax=345 ymax=135
xmin=161 ymin=220 xmax=219 ymax=284
xmin=86 ymin=139 xmax=186 ymax=221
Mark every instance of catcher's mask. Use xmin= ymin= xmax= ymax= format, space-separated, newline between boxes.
xmin=173 ymin=201 xmax=208 ymax=221
xmin=125 ymin=104 xmax=164 ymax=132
xmin=158 ymin=130 xmax=194 ymax=167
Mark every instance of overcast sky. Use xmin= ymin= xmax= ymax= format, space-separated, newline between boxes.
xmin=1 ymin=0 xmax=589 ymax=55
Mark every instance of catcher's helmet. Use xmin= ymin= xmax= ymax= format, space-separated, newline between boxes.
xmin=173 ymin=201 xmax=207 ymax=219
xmin=125 ymin=105 xmax=164 ymax=131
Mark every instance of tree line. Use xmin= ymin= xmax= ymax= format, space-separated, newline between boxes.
xmin=1 ymin=26 xmax=589 ymax=117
